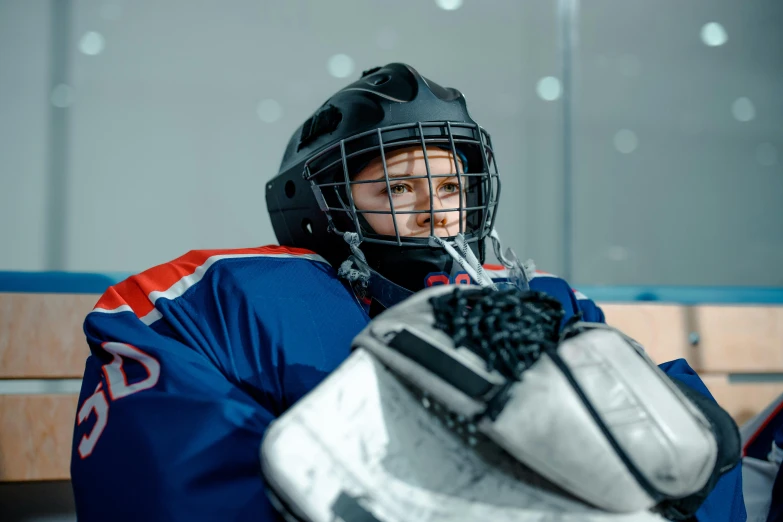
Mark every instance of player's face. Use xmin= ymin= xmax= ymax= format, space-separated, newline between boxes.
xmin=351 ymin=146 xmax=467 ymax=238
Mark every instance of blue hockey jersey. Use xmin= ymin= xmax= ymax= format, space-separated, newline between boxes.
xmin=70 ymin=246 xmax=745 ymax=521
xmin=743 ymin=394 xmax=783 ymax=522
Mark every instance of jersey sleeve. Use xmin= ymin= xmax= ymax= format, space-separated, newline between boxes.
xmin=739 ymin=393 xmax=783 ymax=521
xmin=70 ymin=248 xmax=369 ymax=522
xmin=572 ymin=289 xmax=606 ymax=323
xmin=71 ymin=312 xmax=280 ymax=522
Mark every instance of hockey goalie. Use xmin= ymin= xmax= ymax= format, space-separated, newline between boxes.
xmin=261 ymin=285 xmax=741 ymax=522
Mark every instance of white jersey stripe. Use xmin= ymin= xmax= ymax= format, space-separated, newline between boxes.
xmin=93 ymin=252 xmax=328 ymax=325
xmin=93 ymin=304 xmax=133 ymax=315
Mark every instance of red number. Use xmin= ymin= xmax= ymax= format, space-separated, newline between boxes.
xmin=426 ymin=272 xmax=475 ymax=287
xmin=425 ymin=273 xmax=450 ymax=287
xmin=454 ymin=273 xmax=472 ymax=285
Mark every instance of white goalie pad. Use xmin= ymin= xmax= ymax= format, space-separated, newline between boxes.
xmin=261 ymin=348 xmax=664 ymax=522
xmin=351 ymin=285 xmax=718 ymax=514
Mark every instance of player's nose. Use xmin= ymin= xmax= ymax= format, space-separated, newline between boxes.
xmin=415 ymin=195 xmax=449 ymax=230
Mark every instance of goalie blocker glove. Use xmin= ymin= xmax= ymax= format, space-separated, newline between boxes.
xmin=353 ymin=285 xmax=740 ymax=517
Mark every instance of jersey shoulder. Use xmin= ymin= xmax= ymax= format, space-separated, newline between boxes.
xmin=83 ymin=246 xmax=369 ymax=411
xmin=483 ymin=264 xmax=578 ymax=300
xmin=528 ymin=269 xmax=575 ymax=295
xmin=484 ymin=264 xmax=604 ymax=324
xmin=529 ymin=270 xmax=605 ymax=323
xmin=90 ymin=245 xmax=336 ymax=326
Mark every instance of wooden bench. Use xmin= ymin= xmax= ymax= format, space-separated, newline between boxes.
xmin=0 ymin=272 xmax=124 ymax=482
xmin=1 ymin=275 xmax=781 ymax=482
xmin=595 ymin=286 xmax=783 ymax=426
xmin=602 ymin=302 xmax=783 ymax=426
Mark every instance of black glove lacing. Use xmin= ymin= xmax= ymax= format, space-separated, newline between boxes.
xmin=430 ymin=287 xmax=565 ymax=381
xmin=397 ymin=287 xmax=565 ymax=444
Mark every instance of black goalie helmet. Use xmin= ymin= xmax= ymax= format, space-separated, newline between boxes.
xmin=266 ymin=63 xmax=502 ymax=297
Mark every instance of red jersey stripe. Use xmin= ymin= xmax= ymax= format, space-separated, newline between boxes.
xmin=93 ymin=246 xmax=318 ymax=317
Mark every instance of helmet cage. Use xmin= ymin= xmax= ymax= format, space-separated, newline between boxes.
xmin=303 ymin=121 xmax=501 ymax=248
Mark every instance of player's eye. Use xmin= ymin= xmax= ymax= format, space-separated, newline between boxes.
xmin=440 ymin=178 xmax=465 ymax=195
xmin=388 ymin=183 xmax=410 ymax=196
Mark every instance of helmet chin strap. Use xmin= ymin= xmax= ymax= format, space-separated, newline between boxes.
xmin=337 ymin=229 xmax=536 ymax=309
xmin=337 ymin=232 xmax=415 ymax=310
xmin=336 ymin=231 xmax=372 ymax=289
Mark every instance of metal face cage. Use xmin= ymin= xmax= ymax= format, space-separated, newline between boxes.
xmin=303 ymin=121 xmax=501 ymax=248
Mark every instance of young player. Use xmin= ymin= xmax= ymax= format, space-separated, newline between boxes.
xmin=71 ymin=63 xmax=745 ymax=521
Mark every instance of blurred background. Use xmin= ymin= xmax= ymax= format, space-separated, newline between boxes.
xmin=2 ymin=0 xmax=782 ymax=286
xmin=0 ymin=0 xmax=781 ymax=520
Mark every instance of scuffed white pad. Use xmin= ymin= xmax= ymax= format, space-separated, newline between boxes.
xmin=261 ymin=350 xmax=664 ymax=522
